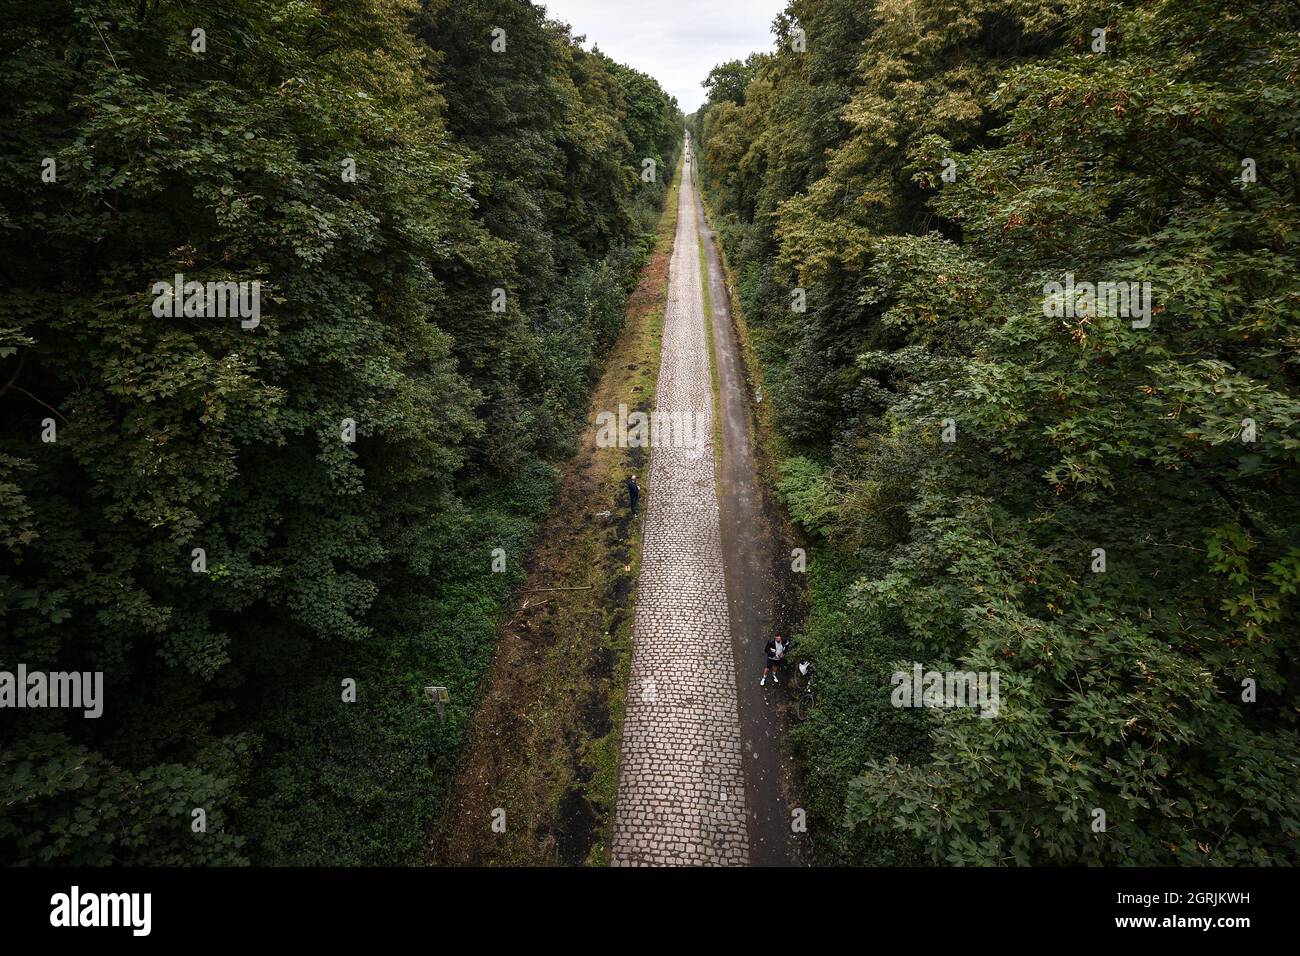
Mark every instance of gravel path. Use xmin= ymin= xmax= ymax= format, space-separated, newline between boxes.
xmin=610 ymin=143 xmax=751 ymax=866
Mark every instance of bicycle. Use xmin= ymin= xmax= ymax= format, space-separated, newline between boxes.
xmin=793 ymin=661 xmax=815 ymax=721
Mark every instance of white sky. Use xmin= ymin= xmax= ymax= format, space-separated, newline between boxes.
xmin=539 ymin=0 xmax=788 ymax=114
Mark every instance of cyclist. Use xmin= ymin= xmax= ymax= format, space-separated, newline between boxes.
xmin=761 ymin=633 xmax=787 ymax=686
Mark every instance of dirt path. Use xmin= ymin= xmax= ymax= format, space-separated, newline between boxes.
xmin=691 ymin=160 xmax=805 ymax=867
xmin=610 ymin=143 xmax=750 ymax=866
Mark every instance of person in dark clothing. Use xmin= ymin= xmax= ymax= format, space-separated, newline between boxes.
xmin=626 ymin=474 xmax=640 ymax=517
xmin=762 ymin=633 xmax=786 ymax=686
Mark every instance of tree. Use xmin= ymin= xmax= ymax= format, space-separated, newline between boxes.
xmin=0 ymin=0 xmax=680 ymax=865
xmin=695 ymin=0 xmax=1300 ymax=865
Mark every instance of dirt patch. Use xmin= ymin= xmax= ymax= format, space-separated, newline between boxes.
xmin=586 ymin=645 xmax=615 ymax=679
xmin=554 ymin=789 xmax=598 ymax=866
xmin=579 ymin=692 xmax=611 ymax=737
xmin=608 ymin=573 xmax=635 ymax=606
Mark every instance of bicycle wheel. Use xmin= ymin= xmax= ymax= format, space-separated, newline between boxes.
xmin=795 ymin=688 xmax=815 ymax=721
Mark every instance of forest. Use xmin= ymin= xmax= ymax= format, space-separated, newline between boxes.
xmin=4 ymin=0 xmax=1298 ymax=875
xmin=0 ymin=0 xmax=680 ymax=865
xmin=690 ymin=0 xmax=1300 ymax=865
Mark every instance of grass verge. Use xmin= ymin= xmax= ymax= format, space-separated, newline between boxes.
xmin=697 ymin=222 xmax=723 ymax=489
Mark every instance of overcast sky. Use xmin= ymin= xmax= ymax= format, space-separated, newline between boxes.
xmin=539 ymin=0 xmax=787 ymax=114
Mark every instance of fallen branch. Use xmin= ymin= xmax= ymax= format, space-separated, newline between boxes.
xmin=519 ymin=585 xmax=593 ymax=593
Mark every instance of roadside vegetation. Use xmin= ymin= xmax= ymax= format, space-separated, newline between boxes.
xmin=433 ymin=154 xmax=682 ymax=866
xmin=691 ymin=0 xmax=1300 ymax=865
xmin=0 ymin=0 xmax=680 ymax=865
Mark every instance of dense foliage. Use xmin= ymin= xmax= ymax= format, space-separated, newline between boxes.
xmin=0 ymin=0 xmax=679 ymax=864
xmin=694 ymin=0 xmax=1300 ymax=864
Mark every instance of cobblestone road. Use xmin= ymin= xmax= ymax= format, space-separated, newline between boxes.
xmin=611 ymin=144 xmax=751 ymax=866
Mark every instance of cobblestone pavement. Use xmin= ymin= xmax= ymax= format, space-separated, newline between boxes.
xmin=611 ymin=144 xmax=751 ymax=866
